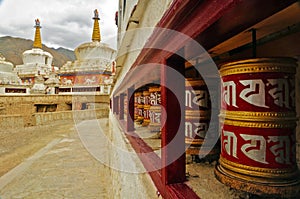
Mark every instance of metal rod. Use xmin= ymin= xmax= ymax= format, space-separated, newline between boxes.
xmin=251 ymin=28 xmax=257 ymax=58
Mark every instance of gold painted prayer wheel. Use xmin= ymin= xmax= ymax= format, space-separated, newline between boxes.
xmin=215 ymin=57 xmax=300 ymax=198
xmin=134 ymin=91 xmax=142 ymax=121
xmin=142 ymin=90 xmax=151 ymax=126
xmin=148 ymin=86 xmax=161 ymax=134
xmin=185 ymin=78 xmax=219 ymax=158
xmin=124 ymin=95 xmax=128 ymax=119
xmin=136 ymin=91 xmax=144 ymax=124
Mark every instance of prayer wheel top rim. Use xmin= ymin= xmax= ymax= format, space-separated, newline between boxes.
xmin=148 ymin=86 xmax=160 ymax=92
xmin=219 ymin=57 xmax=298 ymax=76
xmin=143 ymin=90 xmax=150 ymax=95
xmin=185 ymin=78 xmax=206 ymax=87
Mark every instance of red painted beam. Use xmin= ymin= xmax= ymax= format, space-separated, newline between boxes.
xmin=132 ymin=0 xmax=238 ymax=68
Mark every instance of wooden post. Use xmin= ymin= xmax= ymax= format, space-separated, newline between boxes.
xmin=161 ymin=49 xmax=186 ymax=185
xmin=115 ymin=96 xmax=120 ymax=115
xmin=119 ymin=93 xmax=125 ymax=120
xmin=127 ymin=87 xmax=135 ymax=132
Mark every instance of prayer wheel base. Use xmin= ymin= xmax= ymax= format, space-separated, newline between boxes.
xmin=215 ymin=164 xmax=300 ymax=198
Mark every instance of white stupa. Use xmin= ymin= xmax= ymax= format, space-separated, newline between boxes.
xmin=0 ymin=53 xmax=21 ymax=85
xmin=59 ymin=9 xmax=116 ymax=94
xmin=15 ymin=19 xmax=53 ymax=85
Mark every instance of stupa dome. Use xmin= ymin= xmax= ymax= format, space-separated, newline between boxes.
xmin=0 ymin=53 xmax=14 ymax=72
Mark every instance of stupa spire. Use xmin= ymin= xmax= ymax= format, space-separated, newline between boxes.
xmin=92 ymin=9 xmax=101 ymax=42
xmin=33 ymin=19 xmax=42 ymax=48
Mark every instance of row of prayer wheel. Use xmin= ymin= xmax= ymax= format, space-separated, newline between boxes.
xmin=134 ymin=86 xmax=162 ymax=134
xmin=129 ymin=57 xmax=300 ymax=197
xmin=133 ymin=81 xmax=219 ymax=160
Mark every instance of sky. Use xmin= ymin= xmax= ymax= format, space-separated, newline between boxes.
xmin=0 ymin=0 xmax=118 ymax=50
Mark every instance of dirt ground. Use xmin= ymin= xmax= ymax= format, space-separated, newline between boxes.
xmin=0 ymin=120 xmax=75 ymax=177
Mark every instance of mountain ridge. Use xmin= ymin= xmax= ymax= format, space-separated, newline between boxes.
xmin=0 ymin=36 xmax=75 ymax=68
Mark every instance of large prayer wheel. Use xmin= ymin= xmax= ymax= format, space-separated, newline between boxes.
xmin=215 ymin=58 xmax=300 ymax=197
xmin=149 ymin=86 xmax=161 ymax=134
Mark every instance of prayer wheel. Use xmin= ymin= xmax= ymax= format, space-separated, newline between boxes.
xmin=215 ymin=58 xmax=300 ymax=197
xmin=124 ymin=95 xmax=128 ymax=119
xmin=142 ymin=90 xmax=151 ymax=126
xmin=185 ymin=78 xmax=219 ymax=158
xmin=137 ymin=91 xmax=144 ymax=124
xmin=149 ymin=86 xmax=161 ymax=134
xmin=134 ymin=91 xmax=142 ymax=121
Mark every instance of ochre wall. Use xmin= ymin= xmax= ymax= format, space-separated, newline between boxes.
xmin=0 ymin=95 xmax=110 ymax=126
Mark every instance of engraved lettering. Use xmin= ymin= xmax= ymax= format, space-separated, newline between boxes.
xmin=222 ymin=81 xmax=238 ymax=107
xmin=268 ymin=136 xmax=291 ymax=164
xmin=192 ymin=90 xmax=208 ymax=108
xmin=185 ymin=122 xmax=193 ymax=138
xmin=268 ymin=79 xmax=290 ymax=108
xmin=150 ymin=92 xmax=161 ymax=106
xmin=185 ymin=90 xmax=192 ymax=108
xmin=239 ymin=79 xmax=268 ymax=108
xmin=149 ymin=111 xmax=161 ymax=123
xmin=194 ymin=122 xmax=207 ymax=138
xmin=240 ymin=134 xmax=268 ymax=164
xmin=223 ymin=131 xmax=237 ymax=158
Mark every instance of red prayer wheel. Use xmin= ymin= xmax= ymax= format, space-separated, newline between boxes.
xmin=215 ymin=58 xmax=300 ymax=197
xmin=136 ymin=91 xmax=144 ymax=124
xmin=148 ymin=86 xmax=161 ymax=134
xmin=142 ymin=90 xmax=151 ymax=126
xmin=134 ymin=91 xmax=142 ymax=121
xmin=124 ymin=95 xmax=128 ymax=119
xmin=185 ymin=78 xmax=219 ymax=158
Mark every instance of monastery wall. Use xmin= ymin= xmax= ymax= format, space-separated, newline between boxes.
xmin=114 ymin=0 xmax=173 ymax=93
xmin=108 ymin=113 xmax=158 ymax=198
xmin=0 ymin=95 xmax=110 ymax=127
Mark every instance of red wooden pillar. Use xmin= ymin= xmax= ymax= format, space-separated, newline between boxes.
xmin=161 ymin=50 xmax=186 ymax=185
xmin=119 ymin=93 xmax=125 ymax=120
xmin=127 ymin=87 xmax=135 ymax=132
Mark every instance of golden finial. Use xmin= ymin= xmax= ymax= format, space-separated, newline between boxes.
xmin=92 ymin=9 xmax=101 ymax=42
xmin=33 ymin=19 xmax=42 ymax=48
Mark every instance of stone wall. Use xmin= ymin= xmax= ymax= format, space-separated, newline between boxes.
xmin=34 ymin=109 xmax=109 ymax=126
xmin=0 ymin=94 xmax=110 ymax=127
xmin=0 ymin=115 xmax=24 ymax=129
